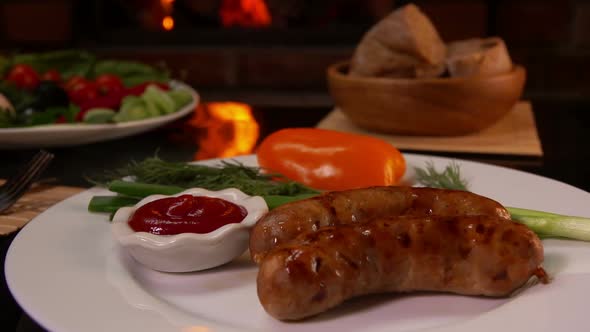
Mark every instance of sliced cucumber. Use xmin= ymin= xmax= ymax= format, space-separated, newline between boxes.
xmin=167 ymin=89 xmax=193 ymax=110
xmin=120 ymin=96 xmax=143 ymax=112
xmin=143 ymin=98 xmax=163 ymax=117
xmin=113 ymin=107 xmax=150 ymax=123
xmin=142 ymin=85 xmax=175 ymax=114
xmin=110 ymin=85 xmax=193 ymax=123
xmin=114 ymin=97 xmax=150 ymax=123
xmin=83 ymin=108 xmax=116 ymax=124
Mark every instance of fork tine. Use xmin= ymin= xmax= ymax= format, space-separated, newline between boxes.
xmin=0 ymin=157 xmax=52 ymax=210
xmin=1 ymin=151 xmax=49 ymax=189
xmin=0 ymin=157 xmax=51 ymax=207
xmin=5 ymin=153 xmax=53 ymax=194
xmin=3 ymin=151 xmax=53 ymax=185
xmin=0 ymin=156 xmax=52 ymax=194
xmin=0 ymin=152 xmax=53 ymax=196
xmin=0 ymin=151 xmax=54 ymax=210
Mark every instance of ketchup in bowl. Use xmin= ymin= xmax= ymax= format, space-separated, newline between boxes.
xmin=128 ymin=194 xmax=248 ymax=235
xmin=112 ymin=188 xmax=268 ymax=272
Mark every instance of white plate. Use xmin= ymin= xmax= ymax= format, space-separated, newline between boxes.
xmin=0 ymin=81 xmax=199 ymax=149
xmin=6 ymin=153 xmax=590 ymax=332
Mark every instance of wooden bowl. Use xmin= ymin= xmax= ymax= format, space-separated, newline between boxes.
xmin=326 ymin=61 xmax=526 ymax=136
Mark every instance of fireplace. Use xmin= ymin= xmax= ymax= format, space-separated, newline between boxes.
xmin=90 ymin=0 xmax=393 ymax=46
xmin=1 ymin=0 xmax=589 ymax=105
xmin=33 ymin=0 xmax=395 ymax=107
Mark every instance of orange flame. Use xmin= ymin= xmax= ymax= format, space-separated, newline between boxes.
xmin=162 ymin=16 xmax=174 ymax=30
xmin=220 ymin=0 xmax=272 ymax=27
xmin=160 ymin=0 xmax=175 ymax=31
xmin=189 ymin=102 xmax=260 ymax=160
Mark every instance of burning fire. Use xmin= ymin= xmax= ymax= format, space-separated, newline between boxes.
xmin=162 ymin=16 xmax=174 ymax=30
xmin=189 ymin=102 xmax=260 ymax=160
xmin=220 ymin=0 xmax=272 ymax=27
xmin=160 ymin=0 xmax=175 ymax=31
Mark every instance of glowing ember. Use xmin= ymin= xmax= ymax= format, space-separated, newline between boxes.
xmin=159 ymin=0 xmax=175 ymax=31
xmin=162 ymin=16 xmax=174 ymax=30
xmin=189 ymin=102 xmax=260 ymax=160
xmin=220 ymin=0 xmax=272 ymax=28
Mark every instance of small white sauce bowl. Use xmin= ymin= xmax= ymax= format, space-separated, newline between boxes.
xmin=111 ymin=187 xmax=268 ymax=272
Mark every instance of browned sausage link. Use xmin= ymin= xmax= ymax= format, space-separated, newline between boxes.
xmin=257 ymin=215 xmax=544 ymax=321
xmin=249 ymin=186 xmax=510 ymax=263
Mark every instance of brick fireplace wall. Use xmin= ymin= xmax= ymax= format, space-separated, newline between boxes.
xmin=1 ymin=0 xmax=589 ymax=106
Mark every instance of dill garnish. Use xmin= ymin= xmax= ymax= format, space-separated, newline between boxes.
xmin=413 ymin=160 xmax=469 ymax=191
xmin=90 ymin=156 xmax=320 ymax=197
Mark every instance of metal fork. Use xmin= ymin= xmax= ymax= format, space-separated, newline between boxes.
xmin=0 ymin=150 xmax=54 ymax=213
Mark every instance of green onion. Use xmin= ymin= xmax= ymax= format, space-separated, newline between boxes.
xmin=90 ymin=156 xmax=319 ymax=197
xmin=415 ymin=161 xmax=590 ymax=242
xmin=88 ymin=195 xmax=140 ymax=213
xmin=89 ymin=181 xmax=319 ymax=217
xmin=89 ymin=157 xmax=590 ymax=243
xmin=507 ymin=207 xmax=590 ymax=241
xmin=87 ymin=157 xmax=320 ymax=218
xmin=108 ymin=180 xmax=184 ymax=197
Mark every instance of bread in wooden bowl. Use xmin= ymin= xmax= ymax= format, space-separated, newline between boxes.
xmin=327 ymin=61 xmax=526 ymax=136
xmin=446 ymin=37 xmax=513 ymax=77
xmin=350 ymin=3 xmax=447 ymax=79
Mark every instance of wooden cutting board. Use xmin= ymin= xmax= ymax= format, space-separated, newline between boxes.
xmin=0 ymin=183 xmax=84 ymax=236
xmin=317 ymin=101 xmax=543 ymax=156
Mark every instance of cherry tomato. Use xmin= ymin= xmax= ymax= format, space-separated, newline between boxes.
xmin=256 ymin=128 xmax=406 ymax=191
xmin=67 ymin=80 xmax=99 ymax=105
xmin=95 ymin=74 xmax=124 ymax=95
xmin=6 ymin=64 xmax=40 ymax=90
xmin=63 ymin=76 xmax=89 ymax=91
xmin=41 ymin=69 xmax=62 ymax=83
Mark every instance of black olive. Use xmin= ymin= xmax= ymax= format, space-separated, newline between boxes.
xmin=32 ymin=81 xmax=69 ymax=109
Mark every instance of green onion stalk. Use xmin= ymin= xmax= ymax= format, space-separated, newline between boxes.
xmin=88 ymin=180 xmax=320 ymax=213
xmin=412 ymin=161 xmax=590 ymax=242
xmin=87 ymin=180 xmax=590 ymax=242
xmin=507 ymin=207 xmax=590 ymax=241
xmin=87 ymin=157 xmax=590 ymax=242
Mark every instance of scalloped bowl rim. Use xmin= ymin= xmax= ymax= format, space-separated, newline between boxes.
xmin=111 ymin=187 xmax=268 ymax=251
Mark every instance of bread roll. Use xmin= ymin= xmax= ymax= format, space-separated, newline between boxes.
xmin=446 ymin=37 xmax=513 ymax=77
xmin=350 ymin=4 xmax=447 ymax=79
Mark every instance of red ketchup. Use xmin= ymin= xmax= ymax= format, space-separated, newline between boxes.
xmin=128 ymin=194 xmax=248 ymax=235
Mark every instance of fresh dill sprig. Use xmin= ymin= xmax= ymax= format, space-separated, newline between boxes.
xmin=88 ymin=156 xmax=320 ymax=197
xmin=413 ymin=160 xmax=469 ymax=191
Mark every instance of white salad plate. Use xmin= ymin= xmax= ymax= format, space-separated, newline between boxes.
xmin=6 ymin=153 xmax=590 ymax=332
xmin=0 ymin=81 xmax=199 ymax=149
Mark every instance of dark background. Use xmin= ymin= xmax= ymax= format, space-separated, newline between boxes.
xmin=0 ymin=0 xmax=588 ymax=106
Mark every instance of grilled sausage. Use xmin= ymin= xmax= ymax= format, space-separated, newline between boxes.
xmin=257 ymin=215 xmax=545 ymax=321
xmin=250 ymin=186 xmax=510 ymax=263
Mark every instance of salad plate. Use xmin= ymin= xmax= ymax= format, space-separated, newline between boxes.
xmin=0 ymin=81 xmax=199 ymax=149
xmin=6 ymin=153 xmax=590 ymax=332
